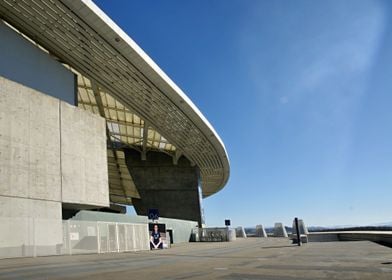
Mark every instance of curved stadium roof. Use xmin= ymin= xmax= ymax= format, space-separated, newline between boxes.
xmin=0 ymin=0 xmax=230 ymax=204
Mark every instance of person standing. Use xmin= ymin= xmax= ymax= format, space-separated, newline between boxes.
xmin=150 ymin=224 xmax=162 ymax=249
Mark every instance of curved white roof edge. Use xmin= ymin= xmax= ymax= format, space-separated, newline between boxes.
xmin=83 ymin=0 xmax=225 ymax=147
xmin=81 ymin=0 xmax=229 ymax=158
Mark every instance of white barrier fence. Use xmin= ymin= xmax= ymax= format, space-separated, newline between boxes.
xmin=62 ymin=220 xmax=150 ymax=255
xmin=191 ymin=227 xmax=236 ymax=242
xmin=0 ymin=218 xmax=150 ymax=259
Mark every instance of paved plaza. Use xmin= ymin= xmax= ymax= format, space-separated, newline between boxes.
xmin=0 ymin=238 xmax=392 ymax=279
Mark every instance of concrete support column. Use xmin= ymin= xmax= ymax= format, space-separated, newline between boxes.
xmin=124 ymin=149 xmax=202 ymax=225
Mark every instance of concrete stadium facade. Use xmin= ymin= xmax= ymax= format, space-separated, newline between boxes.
xmin=0 ymin=0 xmax=229 ymax=258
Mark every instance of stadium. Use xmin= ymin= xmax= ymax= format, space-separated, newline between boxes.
xmin=0 ymin=0 xmax=229 ymax=258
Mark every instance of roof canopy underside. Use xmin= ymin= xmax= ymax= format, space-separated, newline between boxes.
xmin=0 ymin=0 xmax=229 ymax=200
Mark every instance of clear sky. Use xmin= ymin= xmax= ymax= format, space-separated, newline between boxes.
xmin=94 ymin=0 xmax=392 ymax=228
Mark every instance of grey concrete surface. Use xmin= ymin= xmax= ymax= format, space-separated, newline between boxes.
xmin=0 ymin=76 xmax=61 ymax=202
xmin=0 ymin=76 xmax=63 ymax=258
xmin=0 ymin=238 xmax=391 ymax=279
xmin=60 ymin=101 xmax=108 ymax=207
xmin=125 ymin=149 xmax=202 ymax=225
xmin=0 ymin=197 xmax=62 ymax=258
xmin=0 ymin=75 xmax=108 ymax=208
xmin=0 ymin=21 xmax=76 ymax=105
xmin=0 ymin=76 xmax=109 ymax=258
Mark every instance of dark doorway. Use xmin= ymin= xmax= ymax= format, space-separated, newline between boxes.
xmin=167 ymin=229 xmax=174 ymax=244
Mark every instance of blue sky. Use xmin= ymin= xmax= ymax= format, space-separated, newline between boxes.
xmin=94 ymin=0 xmax=392 ymax=227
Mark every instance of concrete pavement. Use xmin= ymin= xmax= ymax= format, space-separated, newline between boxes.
xmin=0 ymin=238 xmax=392 ymax=279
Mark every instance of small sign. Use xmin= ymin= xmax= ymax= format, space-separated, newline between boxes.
xmin=69 ymin=232 xmax=79 ymax=241
xmin=148 ymin=208 xmax=159 ymax=220
xmin=225 ymin=219 xmax=231 ymax=226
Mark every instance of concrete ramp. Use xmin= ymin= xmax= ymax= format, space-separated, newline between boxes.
xmin=273 ymin=223 xmax=288 ymax=237
xmin=255 ymin=225 xmax=268 ymax=238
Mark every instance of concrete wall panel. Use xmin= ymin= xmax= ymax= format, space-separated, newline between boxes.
xmin=61 ymin=101 xmax=109 ymax=207
xmin=0 ymin=20 xmax=109 ymax=258
xmin=0 ymin=77 xmax=61 ymax=201
xmin=125 ymin=149 xmax=202 ymax=224
xmin=0 ymin=77 xmax=109 ymax=208
xmin=0 ymin=21 xmax=76 ymax=105
xmin=0 ymin=196 xmax=62 ymax=258
xmin=0 ymin=76 xmax=110 ymax=258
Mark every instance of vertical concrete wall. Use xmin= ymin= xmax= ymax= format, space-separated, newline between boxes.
xmin=0 ymin=77 xmax=63 ymax=258
xmin=0 ymin=76 xmax=109 ymax=258
xmin=0 ymin=22 xmax=108 ymax=258
xmin=0 ymin=21 xmax=76 ymax=105
xmin=0 ymin=196 xmax=62 ymax=258
xmin=124 ymin=149 xmax=202 ymax=225
xmin=61 ymin=102 xmax=109 ymax=207
xmin=0 ymin=77 xmax=61 ymax=202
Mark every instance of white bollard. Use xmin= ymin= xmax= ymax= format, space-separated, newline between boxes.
xmin=292 ymin=219 xmax=309 ymax=235
xmin=273 ymin=223 xmax=288 ymax=237
xmin=235 ymin=226 xmax=247 ymax=238
xmin=255 ymin=225 xmax=268 ymax=238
